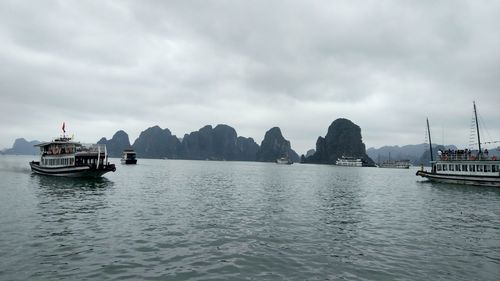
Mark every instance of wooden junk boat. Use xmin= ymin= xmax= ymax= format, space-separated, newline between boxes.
xmin=416 ymin=102 xmax=500 ymax=187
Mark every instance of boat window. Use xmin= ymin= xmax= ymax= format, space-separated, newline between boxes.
xmin=455 ymin=164 xmax=461 ymax=171
xmin=449 ymin=164 xmax=454 ymax=171
xmin=484 ymin=165 xmax=491 ymax=172
xmin=493 ymin=165 xmax=499 ymax=172
xmin=462 ymin=165 xmax=468 ymax=172
xmin=477 ymin=165 xmax=483 ymax=172
xmin=443 ymin=165 xmax=447 ymax=171
xmin=437 ymin=164 xmax=442 ymax=171
xmin=470 ymin=165 xmax=475 ymax=172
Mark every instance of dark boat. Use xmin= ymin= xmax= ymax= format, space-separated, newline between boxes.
xmin=121 ymin=149 xmax=137 ymax=165
xmin=416 ymin=102 xmax=500 ymax=187
xmin=29 ymin=136 xmax=116 ymax=178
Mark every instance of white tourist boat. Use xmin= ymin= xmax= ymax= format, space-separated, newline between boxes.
xmin=336 ymin=156 xmax=363 ymax=167
xmin=416 ymin=102 xmax=500 ymax=187
xmin=276 ymin=156 xmax=293 ymax=165
xmin=29 ymin=130 xmax=116 ymax=177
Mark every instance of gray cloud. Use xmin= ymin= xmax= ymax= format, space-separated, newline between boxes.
xmin=1 ymin=0 xmax=499 ymax=154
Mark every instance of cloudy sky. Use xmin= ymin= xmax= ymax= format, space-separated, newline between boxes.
xmin=1 ymin=0 xmax=499 ymax=154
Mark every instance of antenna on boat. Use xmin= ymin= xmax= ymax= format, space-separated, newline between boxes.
xmin=426 ymin=118 xmax=433 ymax=162
xmin=61 ymin=122 xmax=66 ymax=138
xmin=473 ymin=101 xmax=482 ymax=154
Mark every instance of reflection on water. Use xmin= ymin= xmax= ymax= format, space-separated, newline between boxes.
xmin=31 ymin=174 xmax=114 ymax=238
xmin=32 ymin=174 xmax=114 ymax=191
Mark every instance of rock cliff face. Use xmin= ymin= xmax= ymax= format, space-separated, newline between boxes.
xmin=180 ymin=124 xmax=259 ymax=161
xmin=256 ymin=127 xmax=300 ymax=162
xmin=304 ymin=118 xmax=374 ymax=166
xmin=132 ymin=126 xmax=182 ymax=159
xmin=2 ymin=138 xmax=41 ymax=155
xmin=97 ymin=130 xmax=131 ymax=158
xmin=236 ymin=136 xmax=260 ymax=161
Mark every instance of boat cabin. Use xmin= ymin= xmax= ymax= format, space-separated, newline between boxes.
xmin=35 ymin=137 xmax=108 ymax=168
xmin=433 ymin=150 xmax=500 ymax=176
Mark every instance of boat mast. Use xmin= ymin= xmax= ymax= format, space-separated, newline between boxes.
xmin=473 ymin=101 xmax=482 ymax=154
xmin=427 ymin=118 xmax=434 ymax=162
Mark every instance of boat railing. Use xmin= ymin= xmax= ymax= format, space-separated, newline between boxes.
xmin=76 ymin=144 xmax=107 ymax=154
xmin=438 ymin=151 xmax=496 ymax=161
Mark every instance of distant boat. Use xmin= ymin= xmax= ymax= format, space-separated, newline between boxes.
xmin=29 ymin=136 xmax=116 ymax=178
xmin=336 ymin=156 xmax=362 ymax=167
xmin=276 ymin=156 xmax=293 ymax=165
xmin=121 ymin=149 xmax=137 ymax=164
xmin=416 ymin=102 xmax=500 ymax=187
xmin=379 ymin=160 xmax=411 ymax=169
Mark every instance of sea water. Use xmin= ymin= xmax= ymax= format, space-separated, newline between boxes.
xmin=0 ymin=155 xmax=499 ymax=280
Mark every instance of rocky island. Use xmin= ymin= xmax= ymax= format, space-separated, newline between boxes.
xmin=303 ymin=118 xmax=375 ymax=166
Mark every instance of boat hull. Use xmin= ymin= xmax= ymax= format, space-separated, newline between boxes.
xmin=121 ymin=159 xmax=137 ymax=165
xmin=416 ymin=170 xmax=500 ymax=187
xmin=379 ymin=163 xmax=410 ymax=169
xmin=30 ymin=161 xmax=116 ymax=178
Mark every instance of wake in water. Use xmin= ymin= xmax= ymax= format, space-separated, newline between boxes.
xmin=0 ymin=163 xmax=31 ymax=174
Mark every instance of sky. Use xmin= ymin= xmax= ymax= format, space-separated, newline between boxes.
xmin=1 ymin=0 xmax=499 ymax=154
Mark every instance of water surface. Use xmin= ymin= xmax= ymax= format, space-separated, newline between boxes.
xmin=0 ymin=155 xmax=499 ymax=280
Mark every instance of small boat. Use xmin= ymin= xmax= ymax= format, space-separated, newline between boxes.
xmin=379 ymin=160 xmax=411 ymax=169
xmin=377 ymin=152 xmax=410 ymax=169
xmin=336 ymin=156 xmax=363 ymax=167
xmin=276 ymin=156 xmax=293 ymax=165
xmin=121 ymin=149 xmax=137 ymax=164
xmin=29 ymin=130 xmax=116 ymax=177
xmin=416 ymin=102 xmax=500 ymax=187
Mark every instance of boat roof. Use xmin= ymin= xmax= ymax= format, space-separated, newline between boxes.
xmin=35 ymin=137 xmax=82 ymax=147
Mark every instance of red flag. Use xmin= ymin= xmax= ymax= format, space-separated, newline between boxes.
xmin=62 ymin=122 xmax=66 ymax=133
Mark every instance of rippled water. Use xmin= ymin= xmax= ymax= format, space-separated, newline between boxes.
xmin=0 ymin=155 xmax=499 ymax=280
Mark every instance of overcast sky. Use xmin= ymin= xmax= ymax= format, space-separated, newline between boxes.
xmin=1 ymin=0 xmax=499 ymax=154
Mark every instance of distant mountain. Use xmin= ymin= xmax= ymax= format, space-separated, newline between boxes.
xmin=305 ymin=149 xmax=315 ymax=158
xmin=304 ymin=118 xmax=374 ymax=166
xmin=367 ymin=144 xmax=457 ymax=165
xmin=97 ymin=130 xmax=132 ymax=158
xmin=2 ymin=138 xmax=41 ymax=155
xmin=180 ymin=124 xmax=259 ymax=161
xmin=132 ymin=126 xmax=182 ymax=159
xmin=255 ymin=127 xmax=300 ymax=162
